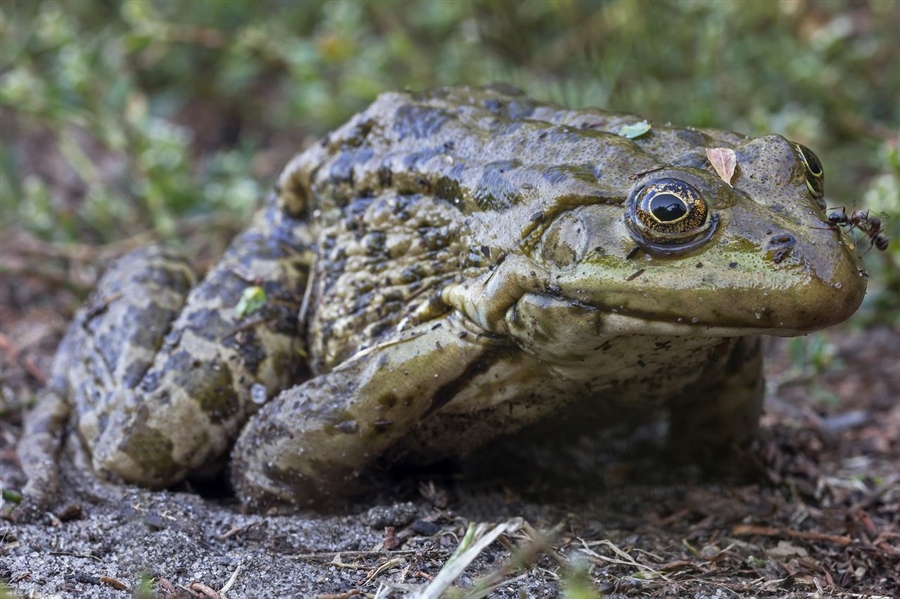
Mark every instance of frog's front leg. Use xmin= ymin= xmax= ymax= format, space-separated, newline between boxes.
xmin=440 ymin=254 xmax=548 ymax=334
xmin=231 ymin=313 xmax=499 ymax=508
xmin=667 ymin=336 xmax=765 ymax=460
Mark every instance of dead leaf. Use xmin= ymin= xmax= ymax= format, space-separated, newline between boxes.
xmin=766 ymin=540 xmax=809 ymax=560
xmin=706 ymin=147 xmax=737 ymax=186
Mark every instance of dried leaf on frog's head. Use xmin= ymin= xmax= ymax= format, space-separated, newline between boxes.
xmin=706 ymin=147 xmax=737 ymax=186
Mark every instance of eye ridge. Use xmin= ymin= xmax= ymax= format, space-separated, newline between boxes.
xmin=793 ymin=142 xmax=825 ymax=199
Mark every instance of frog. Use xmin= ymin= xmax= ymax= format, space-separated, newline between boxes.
xmin=18 ymin=85 xmax=867 ymax=512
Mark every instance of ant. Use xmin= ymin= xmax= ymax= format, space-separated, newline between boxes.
xmin=825 ymin=207 xmax=890 ymax=255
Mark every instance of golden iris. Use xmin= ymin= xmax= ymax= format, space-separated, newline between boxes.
xmin=634 ymin=179 xmax=708 ymax=234
xmin=625 ymin=178 xmax=717 ymax=256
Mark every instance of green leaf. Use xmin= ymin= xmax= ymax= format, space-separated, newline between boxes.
xmin=617 ymin=120 xmax=651 ymax=139
xmin=2 ymin=489 xmax=22 ymax=504
xmin=235 ymin=286 xmax=267 ymax=318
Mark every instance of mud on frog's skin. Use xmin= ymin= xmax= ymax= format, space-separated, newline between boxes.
xmin=18 ymin=85 xmax=867 ymax=512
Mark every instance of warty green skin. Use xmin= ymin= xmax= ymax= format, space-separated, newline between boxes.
xmin=19 ymin=85 xmax=867 ymax=511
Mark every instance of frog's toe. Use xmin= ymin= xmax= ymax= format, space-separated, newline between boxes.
xmin=230 ymin=453 xmax=333 ymax=510
xmin=230 ymin=420 xmax=357 ymax=509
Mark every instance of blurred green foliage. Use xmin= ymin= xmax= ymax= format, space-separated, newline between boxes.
xmin=0 ymin=0 xmax=897 ymax=314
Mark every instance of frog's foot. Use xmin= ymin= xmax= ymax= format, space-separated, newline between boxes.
xmin=231 ymin=314 xmax=494 ymax=509
xmin=10 ymin=389 xmax=69 ymax=522
xmin=440 ymin=254 xmax=548 ymax=334
xmin=667 ymin=336 xmax=764 ymax=463
xmin=50 ymin=245 xmax=200 ymax=487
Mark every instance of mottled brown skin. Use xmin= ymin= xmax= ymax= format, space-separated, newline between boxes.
xmin=19 ymin=86 xmax=867 ymax=512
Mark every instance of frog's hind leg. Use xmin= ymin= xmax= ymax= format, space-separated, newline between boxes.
xmin=11 ymin=246 xmax=192 ymax=518
xmin=18 ymin=196 xmax=312 ymax=499
xmin=667 ymin=336 xmax=765 ymax=463
xmin=95 ymin=201 xmax=310 ymax=488
xmin=15 ymin=387 xmax=70 ymax=520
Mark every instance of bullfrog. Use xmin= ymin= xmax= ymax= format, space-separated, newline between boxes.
xmin=19 ymin=85 xmax=867 ymax=511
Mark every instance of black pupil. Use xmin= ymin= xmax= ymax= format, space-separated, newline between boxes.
xmin=649 ymin=193 xmax=687 ymax=221
xmin=807 ymin=156 xmax=822 ymax=175
xmin=799 ymin=145 xmax=823 ymax=175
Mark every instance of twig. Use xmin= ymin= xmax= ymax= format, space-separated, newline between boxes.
xmin=190 ymin=581 xmax=221 ymax=598
xmin=578 ymin=538 xmax=668 ymax=581
xmin=219 ymin=562 xmax=242 ymax=597
xmin=361 ymin=557 xmax=406 ymax=587
xmin=217 ymin=521 xmax=261 ymax=541
xmin=99 ymin=576 xmax=129 ymax=591
xmin=731 ymin=524 xmax=854 ymax=547
xmin=316 ymin=591 xmax=363 ymax=599
xmin=292 ymin=549 xmax=424 ymax=562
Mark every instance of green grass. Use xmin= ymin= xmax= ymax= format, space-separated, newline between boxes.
xmin=1 ymin=0 xmax=897 ymax=314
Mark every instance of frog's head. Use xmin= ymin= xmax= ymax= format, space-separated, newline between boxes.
xmin=533 ymin=134 xmax=867 ymax=338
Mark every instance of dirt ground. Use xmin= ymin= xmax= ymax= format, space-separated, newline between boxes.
xmin=1 ymin=237 xmax=898 ymax=598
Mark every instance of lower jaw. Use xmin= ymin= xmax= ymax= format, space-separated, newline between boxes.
xmin=596 ymin=312 xmax=804 ymax=338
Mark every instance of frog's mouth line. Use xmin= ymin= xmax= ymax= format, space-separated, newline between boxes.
xmin=597 ymin=311 xmax=807 ymax=338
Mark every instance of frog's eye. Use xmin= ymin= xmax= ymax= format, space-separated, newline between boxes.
xmin=625 ymin=178 xmax=718 ymax=256
xmin=793 ymin=142 xmax=824 ymax=199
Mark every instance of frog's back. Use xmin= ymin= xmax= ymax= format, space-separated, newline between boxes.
xmin=280 ymin=85 xmax=747 ymax=218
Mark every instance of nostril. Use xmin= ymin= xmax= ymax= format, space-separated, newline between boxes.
xmin=769 ymin=234 xmax=795 ymax=246
xmin=767 ymin=234 xmax=796 ymax=264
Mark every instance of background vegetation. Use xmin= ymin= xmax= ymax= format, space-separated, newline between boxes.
xmin=1 ymin=0 xmax=897 ymax=317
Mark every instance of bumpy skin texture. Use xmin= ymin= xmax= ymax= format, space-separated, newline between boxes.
xmin=19 ymin=86 xmax=867 ymax=511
